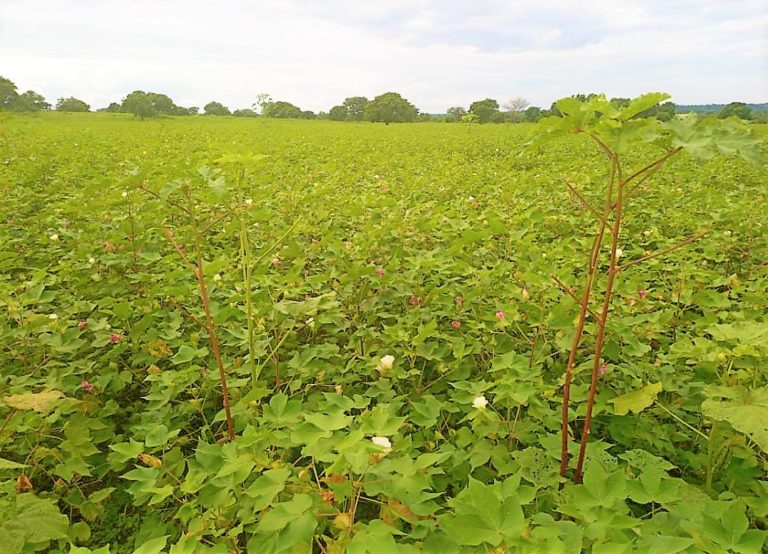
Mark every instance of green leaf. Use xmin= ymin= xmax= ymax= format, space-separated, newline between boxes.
xmin=620 ymin=92 xmax=671 ymax=120
xmin=702 ymin=386 xmax=768 ymax=453
xmin=108 ymin=439 xmax=144 ymax=462
xmin=611 ymin=382 xmax=662 ymax=416
xmin=0 ymin=457 xmax=27 ymax=470
xmin=256 ymin=494 xmax=314 ymax=533
xmin=347 ymin=520 xmax=401 ymax=554
xmin=0 ymin=494 xmax=69 ymax=554
xmin=171 ymin=345 xmax=208 ymax=365
xmin=242 ymin=467 xmax=291 ymax=511
xmin=133 ymin=535 xmax=169 ymax=554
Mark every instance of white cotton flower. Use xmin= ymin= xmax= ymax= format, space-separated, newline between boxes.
xmin=378 ymin=355 xmax=395 ymax=372
xmin=213 ymin=274 xmax=222 ymax=282
xmin=245 ymin=198 xmax=253 ymax=206
xmin=615 ymin=248 xmax=624 ymax=258
xmin=48 ymin=313 xmax=58 ymax=320
xmin=371 ymin=436 xmax=392 ymax=450
xmin=472 ymin=395 xmax=488 ymax=410
xmin=121 ymin=191 xmax=128 ymax=198
xmin=88 ymin=257 xmax=96 ymax=264
xmin=49 ymin=234 xmax=59 ymax=241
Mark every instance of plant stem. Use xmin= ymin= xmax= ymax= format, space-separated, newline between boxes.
xmin=559 ymin=156 xmax=617 ymax=478
xmin=574 ymin=175 xmax=625 ymax=483
xmin=236 ymin=168 xmax=257 ymax=379
xmin=187 ymin=193 xmax=235 ymax=441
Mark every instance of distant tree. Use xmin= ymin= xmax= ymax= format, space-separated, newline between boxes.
xmin=654 ymin=101 xmax=676 ymax=121
xmin=719 ymin=102 xmax=753 ymax=120
xmin=263 ymin=101 xmax=302 ymax=119
xmin=469 ymin=98 xmax=502 ymax=123
xmin=610 ymin=97 xmax=631 ymax=107
xmin=187 ymin=107 xmax=199 ymax=115
xmin=329 ymin=105 xmax=347 ymax=121
xmin=204 ymin=101 xmax=231 ymax=116
xmin=147 ymin=92 xmax=178 ymax=115
xmin=342 ymin=96 xmax=369 ymax=121
xmin=503 ymin=97 xmax=530 ymax=122
xmin=233 ymin=108 xmax=257 ymax=117
xmin=103 ymin=102 xmax=121 ymax=113
xmin=252 ymin=93 xmax=273 ymax=115
xmin=12 ymin=90 xmax=50 ymax=111
xmin=365 ymin=92 xmax=418 ymax=124
xmin=523 ymin=106 xmax=544 ymax=122
xmin=0 ymin=76 xmax=19 ymax=110
xmin=446 ymin=106 xmax=466 ymax=122
xmin=418 ymin=113 xmax=433 ymax=122
xmin=172 ymin=106 xmax=196 ymax=116
xmin=56 ymin=97 xmax=89 ymax=112
xmin=121 ymin=91 xmax=157 ymax=119
xmin=300 ymin=110 xmax=316 ymax=119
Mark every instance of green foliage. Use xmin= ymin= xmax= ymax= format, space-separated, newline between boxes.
xmin=120 ymin=91 xmax=191 ymax=118
xmin=203 ymin=101 xmax=231 ymax=116
xmin=719 ymin=102 xmax=754 ymax=121
xmin=0 ymin=75 xmax=18 ymax=109
xmin=232 ymin=108 xmax=257 ymax=118
xmin=120 ymin=91 xmax=158 ymax=119
xmin=56 ymin=97 xmax=90 ymax=112
xmin=364 ymin=92 xmax=418 ymax=124
xmin=0 ymin=492 xmax=69 ymax=553
xmin=469 ymin=98 xmax=502 ymax=123
xmin=262 ymin=100 xmax=302 ymax=119
xmin=446 ymin=106 xmax=466 ymax=122
xmin=0 ymin=105 xmax=766 ymax=552
xmin=9 ymin=90 xmax=50 ymax=112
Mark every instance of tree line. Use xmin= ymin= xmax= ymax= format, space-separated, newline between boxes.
xmin=1 ymin=75 xmax=764 ymax=123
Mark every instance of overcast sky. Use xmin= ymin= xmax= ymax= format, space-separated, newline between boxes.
xmin=1 ymin=0 xmax=766 ymax=113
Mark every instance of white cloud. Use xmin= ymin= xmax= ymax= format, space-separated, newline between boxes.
xmin=0 ymin=0 xmax=765 ymax=112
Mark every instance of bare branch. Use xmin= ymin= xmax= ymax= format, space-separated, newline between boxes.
xmin=621 ymin=147 xmax=683 ymax=187
xmin=163 ymin=227 xmax=197 ymax=273
xmin=138 ymin=184 xmax=191 ymax=215
xmin=564 ymin=179 xmax=605 ymax=223
xmin=618 ymin=230 xmax=710 ymax=271
xmin=551 ymin=274 xmax=600 ymax=321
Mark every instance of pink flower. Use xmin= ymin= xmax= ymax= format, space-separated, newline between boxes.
xmin=272 ymin=257 xmax=283 ymax=267
xmin=77 ymin=320 xmax=88 ymax=330
xmin=409 ymin=295 xmax=421 ymax=306
xmin=599 ymin=364 xmax=607 ymax=377
xmin=109 ymin=333 xmax=122 ymax=344
xmin=628 ymin=298 xmax=637 ymax=307
xmin=451 ymin=320 xmax=461 ymax=329
xmin=455 ymin=295 xmax=463 ymax=307
xmin=638 ymin=289 xmax=648 ymax=301
xmin=81 ymin=379 xmax=94 ymax=393
xmin=495 ymin=311 xmax=505 ymax=320
xmin=375 ymin=267 xmax=385 ymax=278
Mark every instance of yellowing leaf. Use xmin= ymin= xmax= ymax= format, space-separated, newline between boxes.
xmin=138 ymin=453 xmax=163 ymax=468
xmin=146 ymin=339 xmax=172 ymax=358
xmin=611 ymin=383 xmax=662 ymax=416
xmin=3 ymin=390 xmax=65 ymax=413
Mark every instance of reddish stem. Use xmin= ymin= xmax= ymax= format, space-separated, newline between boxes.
xmin=559 ymin=157 xmax=617 ymax=477
xmin=574 ymin=179 xmax=625 ymax=483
